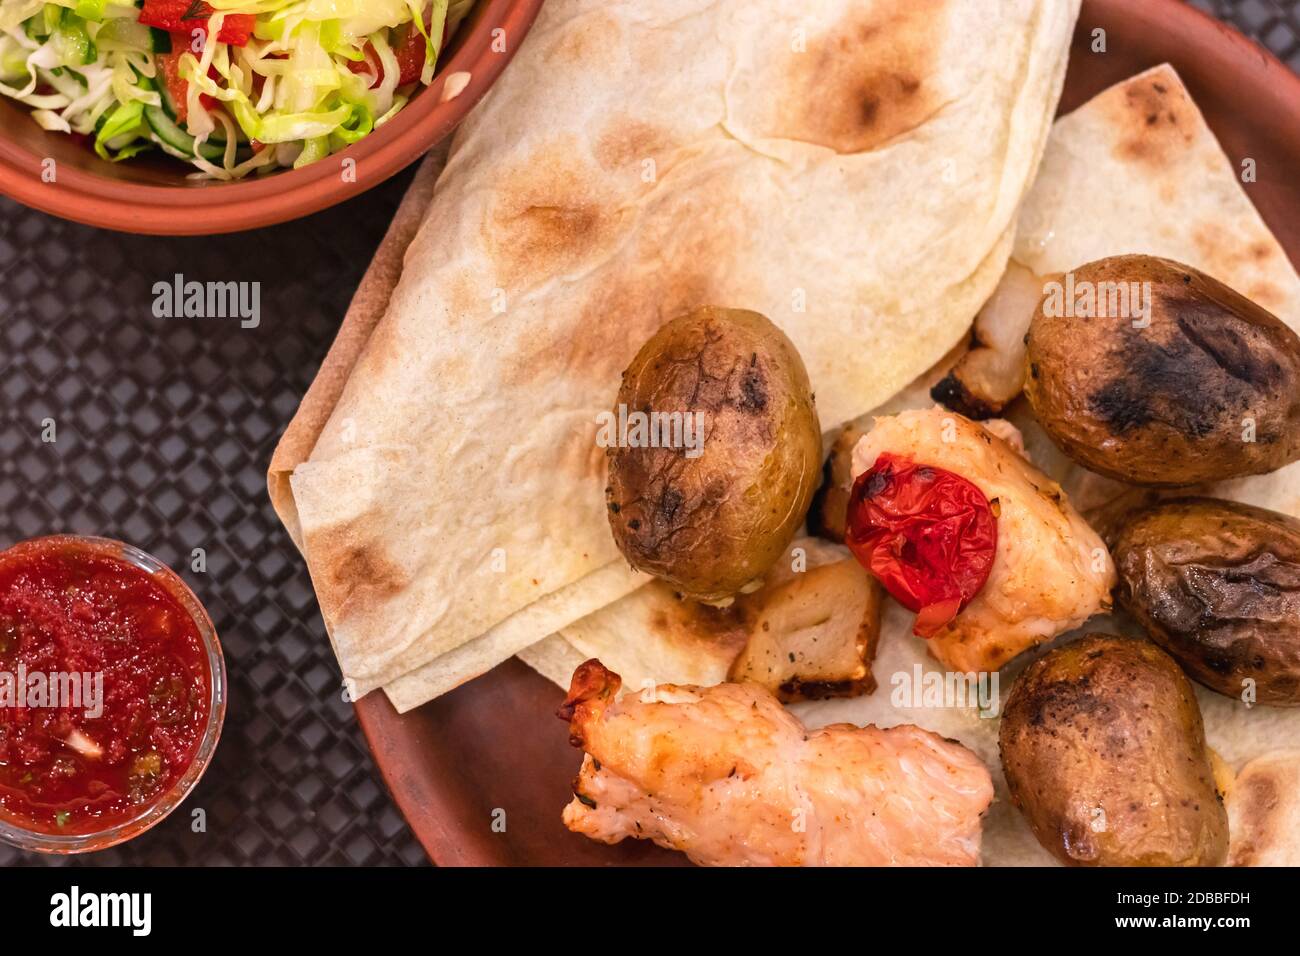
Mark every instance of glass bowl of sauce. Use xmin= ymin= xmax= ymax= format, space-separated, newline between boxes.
xmin=0 ymin=535 xmax=226 ymax=853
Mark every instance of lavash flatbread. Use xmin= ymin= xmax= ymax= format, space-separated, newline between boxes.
xmin=1226 ymin=750 xmax=1300 ymax=866
xmin=270 ymin=149 xmax=448 ymax=669
xmin=276 ymin=0 xmax=1079 ymax=708
xmin=528 ymin=64 xmax=1300 ymax=866
xmin=269 ymin=148 xmax=652 ymax=705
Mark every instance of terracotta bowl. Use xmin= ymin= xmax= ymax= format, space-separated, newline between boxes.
xmin=355 ymin=0 xmax=1300 ymax=867
xmin=0 ymin=0 xmax=544 ymax=235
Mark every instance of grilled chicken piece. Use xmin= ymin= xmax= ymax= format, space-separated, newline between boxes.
xmin=559 ymin=660 xmax=993 ymax=866
xmin=931 ymin=262 xmax=1044 ymax=418
xmin=850 ymin=406 xmax=1115 ymax=673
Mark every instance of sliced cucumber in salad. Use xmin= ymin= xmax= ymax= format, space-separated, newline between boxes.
xmin=145 ymin=103 xmax=227 ymax=162
xmin=92 ymin=18 xmax=171 ymax=53
xmin=46 ymin=7 xmax=97 ymax=64
xmin=139 ymin=74 xmax=245 ymax=162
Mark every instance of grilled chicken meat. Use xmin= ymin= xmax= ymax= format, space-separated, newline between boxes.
xmin=559 ymin=660 xmax=993 ymax=866
xmin=850 ymin=407 xmax=1115 ymax=672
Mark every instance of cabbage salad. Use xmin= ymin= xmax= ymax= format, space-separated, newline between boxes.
xmin=0 ymin=0 xmax=476 ymax=178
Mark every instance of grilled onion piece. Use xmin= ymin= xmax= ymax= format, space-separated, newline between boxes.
xmin=932 ymin=262 xmax=1043 ymax=418
xmin=728 ymin=557 xmax=881 ymax=702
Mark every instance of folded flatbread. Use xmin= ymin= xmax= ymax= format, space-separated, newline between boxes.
xmin=1227 ymin=750 xmax=1300 ymax=866
xmin=271 ymin=0 xmax=1079 ymax=708
xmin=522 ymin=64 xmax=1300 ymax=866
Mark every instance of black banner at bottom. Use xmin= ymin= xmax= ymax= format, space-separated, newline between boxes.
xmin=0 ymin=864 xmax=1279 ymax=941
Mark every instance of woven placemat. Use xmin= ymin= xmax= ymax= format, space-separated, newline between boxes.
xmin=0 ymin=169 xmax=427 ymax=866
xmin=1193 ymin=0 xmax=1300 ymax=70
xmin=0 ymin=0 xmax=1297 ymax=866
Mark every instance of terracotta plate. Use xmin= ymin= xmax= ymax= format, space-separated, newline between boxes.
xmin=354 ymin=0 xmax=1300 ymax=867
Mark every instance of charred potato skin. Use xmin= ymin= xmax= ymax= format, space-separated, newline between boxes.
xmin=605 ymin=307 xmax=821 ymax=601
xmin=1113 ymin=497 xmax=1300 ymax=706
xmin=1024 ymin=255 xmax=1300 ymax=485
xmin=999 ymin=634 xmax=1228 ymax=867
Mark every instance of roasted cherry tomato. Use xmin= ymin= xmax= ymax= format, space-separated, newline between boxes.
xmin=138 ymin=0 xmax=255 ymax=46
xmin=845 ymin=452 xmax=997 ymax=637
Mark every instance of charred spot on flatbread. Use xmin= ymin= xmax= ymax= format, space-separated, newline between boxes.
xmin=647 ymin=583 xmax=752 ymax=655
xmin=504 ymin=217 xmax=728 ymax=387
xmin=540 ymin=9 xmax=622 ymax=68
xmin=1189 ymin=224 xmax=1289 ymax=315
xmin=310 ymin=523 xmax=411 ymax=627
xmin=595 ymin=117 xmax=676 ymax=172
xmin=770 ymin=0 xmax=946 ymax=154
xmin=484 ymin=138 xmax=623 ymax=288
xmin=1108 ymin=70 xmax=1197 ymax=166
xmin=1229 ymin=772 xmax=1278 ymax=866
xmin=1227 ymin=751 xmax=1300 ymax=866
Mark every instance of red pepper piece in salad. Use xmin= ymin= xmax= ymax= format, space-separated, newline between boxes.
xmin=845 ymin=452 xmax=998 ymax=637
xmin=154 ymin=49 xmax=217 ymax=123
xmin=348 ymin=18 xmax=453 ymax=88
xmin=137 ymin=0 xmax=256 ymax=46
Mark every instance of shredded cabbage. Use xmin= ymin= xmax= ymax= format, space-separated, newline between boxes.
xmin=0 ymin=0 xmax=468 ymax=178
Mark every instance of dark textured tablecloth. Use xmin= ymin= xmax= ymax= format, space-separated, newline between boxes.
xmin=0 ymin=0 xmax=1296 ymax=866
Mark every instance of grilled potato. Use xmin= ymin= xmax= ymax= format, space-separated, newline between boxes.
xmin=605 ymin=307 xmax=821 ymax=601
xmin=999 ymin=634 xmax=1228 ymax=866
xmin=1024 ymin=255 xmax=1300 ymax=485
xmin=1113 ymin=497 xmax=1300 ymax=706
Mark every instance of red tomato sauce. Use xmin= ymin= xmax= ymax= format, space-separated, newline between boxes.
xmin=0 ymin=540 xmax=211 ymax=835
